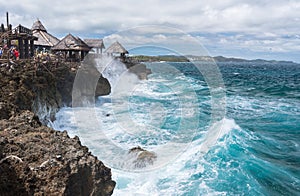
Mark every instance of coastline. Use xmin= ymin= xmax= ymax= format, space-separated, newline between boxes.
xmin=129 ymin=55 xmax=297 ymax=64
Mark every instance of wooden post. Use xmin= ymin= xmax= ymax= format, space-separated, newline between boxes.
xmin=7 ymin=39 xmax=11 ymax=49
xmin=18 ymin=38 xmax=23 ymax=59
xmin=24 ymin=39 xmax=29 ymax=59
xmin=81 ymin=51 xmax=85 ymax=61
xmin=68 ymin=50 xmax=72 ymax=61
xmin=6 ymin=12 xmax=9 ymax=29
xmin=30 ymin=40 xmax=34 ymax=58
xmin=1 ymin=24 xmax=4 ymax=32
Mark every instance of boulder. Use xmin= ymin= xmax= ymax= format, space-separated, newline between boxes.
xmin=129 ymin=146 xmax=157 ymax=168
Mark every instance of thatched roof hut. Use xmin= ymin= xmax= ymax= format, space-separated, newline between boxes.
xmin=52 ymin=33 xmax=91 ymax=51
xmin=52 ymin=33 xmax=91 ymax=61
xmin=31 ymin=20 xmax=59 ymax=49
xmin=84 ymin=38 xmax=105 ymax=54
xmin=105 ymin=41 xmax=128 ymax=55
xmin=32 ymin=20 xmax=47 ymax=32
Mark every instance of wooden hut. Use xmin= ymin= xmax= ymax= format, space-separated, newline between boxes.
xmin=105 ymin=41 xmax=128 ymax=59
xmin=31 ymin=19 xmax=59 ymax=52
xmin=0 ymin=13 xmax=37 ymax=59
xmin=51 ymin=33 xmax=91 ymax=61
xmin=84 ymin=38 xmax=105 ymax=54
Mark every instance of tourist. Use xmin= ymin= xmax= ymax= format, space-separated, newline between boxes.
xmin=0 ymin=47 xmax=3 ymax=58
xmin=13 ymin=48 xmax=19 ymax=60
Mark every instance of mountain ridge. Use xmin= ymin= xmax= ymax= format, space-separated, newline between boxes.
xmin=130 ymin=55 xmax=296 ymax=64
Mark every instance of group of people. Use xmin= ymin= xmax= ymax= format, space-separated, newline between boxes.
xmin=0 ymin=45 xmax=19 ymax=60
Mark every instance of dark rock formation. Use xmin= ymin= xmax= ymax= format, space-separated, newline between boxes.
xmin=0 ymin=61 xmax=115 ymax=195
xmin=124 ymin=59 xmax=152 ymax=80
xmin=72 ymin=62 xmax=111 ymax=107
xmin=129 ymin=146 xmax=157 ymax=168
xmin=0 ymin=61 xmax=110 ymax=124
xmin=0 ymin=111 xmax=115 ymax=195
xmin=0 ymin=58 xmax=151 ymax=194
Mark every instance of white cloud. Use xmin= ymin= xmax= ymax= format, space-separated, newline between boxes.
xmin=1 ymin=0 xmax=300 ymax=61
xmin=2 ymin=0 xmax=299 ymax=34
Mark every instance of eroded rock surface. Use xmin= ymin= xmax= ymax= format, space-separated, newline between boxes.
xmin=0 ymin=61 xmax=115 ymax=195
xmin=0 ymin=111 xmax=115 ymax=195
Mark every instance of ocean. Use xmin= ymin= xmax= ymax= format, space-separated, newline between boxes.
xmin=51 ymin=60 xmax=300 ymax=195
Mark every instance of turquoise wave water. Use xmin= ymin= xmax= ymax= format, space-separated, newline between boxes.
xmin=167 ymin=62 xmax=300 ymax=195
xmin=52 ymin=61 xmax=300 ymax=195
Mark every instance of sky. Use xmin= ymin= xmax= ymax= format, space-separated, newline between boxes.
xmin=1 ymin=0 xmax=300 ymax=62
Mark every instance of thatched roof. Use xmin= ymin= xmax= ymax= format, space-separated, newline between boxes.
xmin=105 ymin=41 xmax=128 ymax=54
xmin=33 ymin=31 xmax=60 ymax=47
xmin=84 ymin=39 xmax=105 ymax=49
xmin=32 ymin=20 xmax=47 ymax=32
xmin=51 ymin=33 xmax=91 ymax=51
xmin=31 ymin=20 xmax=59 ymax=47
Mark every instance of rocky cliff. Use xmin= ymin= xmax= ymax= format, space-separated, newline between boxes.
xmin=0 ymin=60 xmax=110 ymax=124
xmin=0 ymin=111 xmax=115 ymax=195
xmin=0 ymin=60 xmax=115 ymax=195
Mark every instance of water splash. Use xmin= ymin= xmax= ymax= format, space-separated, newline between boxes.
xmin=32 ymin=96 xmax=57 ymax=125
xmin=111 ymin=118 xmax=239 ymax=196
xmin=94 ymin=55 xmax=139 ymax=96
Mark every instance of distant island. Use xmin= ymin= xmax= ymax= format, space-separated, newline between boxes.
xmin=130 ymin=55 xmax=296 ymax=64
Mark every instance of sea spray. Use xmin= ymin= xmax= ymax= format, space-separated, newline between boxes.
xmin=111 ymin=118 xmax=239 ymax=195
xmin=95 ymin=55 xmax=139 ymax=96
xmin=32 ymin=96 xmax=58 ymax=125
xmin=53 ymin=61 xmax=228 ymax=172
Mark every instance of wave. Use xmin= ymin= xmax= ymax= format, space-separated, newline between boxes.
xmin=50 ymin=61 xmax=300 ymax=195
xmin=51 ymin=105 xmax=242 ymax=195
xmin=112 ymin=118 xmax=241 ymax=195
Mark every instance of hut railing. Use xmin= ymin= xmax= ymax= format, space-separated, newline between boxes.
xmin=0 ymin=24 xmax=33 ymax=42
xmin=12 ymin=25 xmax=33 ymax=36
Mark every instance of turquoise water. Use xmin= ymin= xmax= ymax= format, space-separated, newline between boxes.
xmin=52 ymin=61 xmax=300 ymax=195
xmin=217 ymin=62 xmax=300 ymax=195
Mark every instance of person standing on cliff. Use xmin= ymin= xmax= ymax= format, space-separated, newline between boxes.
xmin=13 ymin=48 xmax=19 ymax=60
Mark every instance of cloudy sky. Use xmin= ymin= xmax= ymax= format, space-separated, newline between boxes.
xmin=1 ymin=0 xmax=300 ymax=62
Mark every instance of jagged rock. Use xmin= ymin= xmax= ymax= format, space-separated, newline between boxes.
xmin=129 ymin=146 xmax=157 ymax=168
xmin=0 ymin=61 xmax=111 ymax=123
xmin=0 ymin=59 xmax=151 ymax=194
xmin=0 ymin=102 xmax=16 ymax=119
xmin=0 ymin=61 xmax=115 ymax=195
xmin=125 ymin=61 xmax=152 ymax=80
xmin=0 ymin=111 xmax=115 ymax=195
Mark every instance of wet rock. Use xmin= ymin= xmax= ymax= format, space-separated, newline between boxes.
xmin=125 ymin=60 xmax=152 ymax=80
xmin=129 ymin=146 xmax=157 ymax=168
xmin=72 ymin=62 xmax=111 ymax=107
